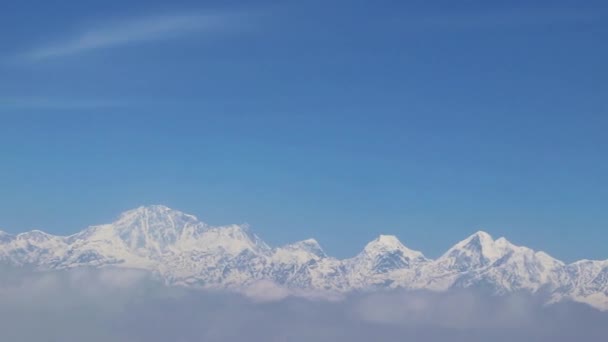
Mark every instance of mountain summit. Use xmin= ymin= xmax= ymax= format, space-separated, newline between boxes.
xmin=355 ymin=234 xmax=427 ymax=272
xmin=438 ymin=231 xmax=510 ymax=271
xmin=0 ymin=205 xmax=606 ymax=310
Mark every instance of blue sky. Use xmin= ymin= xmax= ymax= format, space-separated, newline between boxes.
xmin=1 ymin=0 xmax=607 ymax=261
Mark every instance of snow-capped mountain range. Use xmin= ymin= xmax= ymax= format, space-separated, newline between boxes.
xmin=1 ymin=205 xmax=607 ymax=310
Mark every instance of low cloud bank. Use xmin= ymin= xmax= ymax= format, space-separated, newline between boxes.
xmin=0 ymin=267 xmax=606 ymax=342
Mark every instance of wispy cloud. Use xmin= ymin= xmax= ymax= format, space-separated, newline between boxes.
xmin=21 ymin=12 xmax=242 ymax=61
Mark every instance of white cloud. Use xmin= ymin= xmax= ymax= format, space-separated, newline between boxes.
xmin=242 ymin=279 xmax=291 ymax=302
xmin=353 ymin=290 xmax=536 ymax=330
xmin=0 ymin=267 xmax=607 ymax=342
xmin=22 ymin=12 xmax=242 ymax=61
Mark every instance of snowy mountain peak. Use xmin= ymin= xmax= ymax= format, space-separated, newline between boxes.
xmin=449 ymin=231 xmax=496 ymax=250
xmin=439 ymin=231 xmax=511 ymax=270
xmin=272 ymin=239 xmax=328 ymax=266
xmin=116 ymin=205 xmax=200 ymax=226
xmin=373 ymin=235 xmax=402 ymax=247
xmin=495 ymin=236 xmax=508 ymax=243
xmin=363 ymin=235 xmax=424 ymax=258
xmin=291 ymin=238 xmax=321 ymax=248
xmin=366 ymin=235 xmax=400 ymax=249
xmin=282 ymin=239 xmax=326 ymax=258
xmin=464 ymin=230 xmax=494 ymax=244
xmin=349 ymin=235 xmax=427 ymax=276
xmin=16 ymin=230 xmax=57 ymax=242
xmin=98 ymin=205 xmax=207 ymax=250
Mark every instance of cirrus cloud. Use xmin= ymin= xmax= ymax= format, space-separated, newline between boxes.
xmin=21 ymin=11 xmax=248 ymax=62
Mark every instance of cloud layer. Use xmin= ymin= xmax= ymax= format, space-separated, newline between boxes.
xmin=1 ymin=266 xmax=607 ymax=342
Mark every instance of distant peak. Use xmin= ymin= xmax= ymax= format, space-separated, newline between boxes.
xmin=495 ymin=236 xmax=510 ymax=245
xmin=16 ymin=229 xmax=57 ymax=242
xmin=453 ymin=231 xmax=494 ymax=247
xmin=469 ymin=230 xmax=493 ymax=241
xmin=117 ymin=205 xmax=199 ymax=222
xmin=440 ymin=230 xmax=517 ymax=266
xmin=287 ymin=238 xmax=324 ymax=251
xmin=143 ymin=204 xmax=173 ymax=211
xmin=376 ymin=234 xmax=401 ymax=244
xmin=277 ymin=238 xmax=326 ymax=259
xmin=298 ymin=238 xmax=320 ymax=246
xmin=363 ymin=234 xmax=425 ymax=259
xmin=127 ymin=205 xmax=174 ymax=214
xmin=448 ymin=230 xmax=496 ymax=250
xmin=18 ymin=229 xmax=51 ymax=236
xmin=461 ymin=232 xmax=520 ymax=251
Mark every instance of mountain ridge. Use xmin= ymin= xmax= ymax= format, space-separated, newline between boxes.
xmin=1 ymin=205 xmax=607 ymax=310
